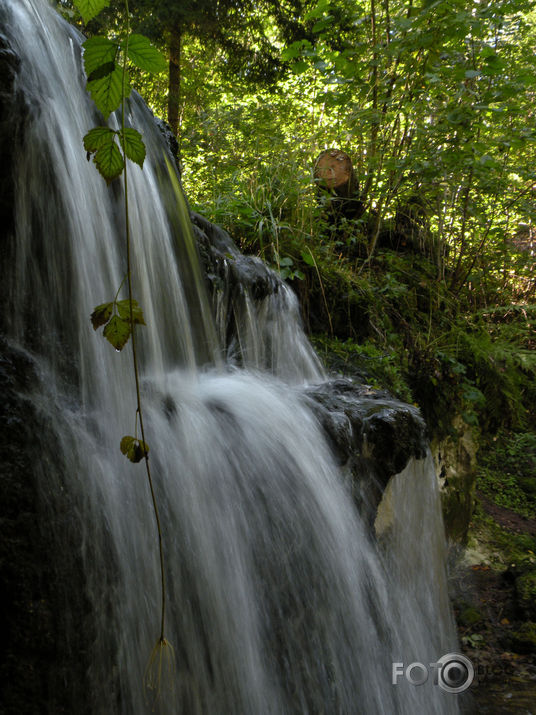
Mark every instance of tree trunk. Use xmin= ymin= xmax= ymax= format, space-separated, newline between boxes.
xmin=314 ymin=149 xmax=357 ymax=198
xmin=167 ymin=26 xmax=181 ymax=140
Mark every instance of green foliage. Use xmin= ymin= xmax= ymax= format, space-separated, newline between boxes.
xmin=85 ymin=128 xmax=124 ymax=181
xmin=102 ymin=314 xmax=132 ymax=351
xmin=119 ymin=128 xmax=146 ymax=167
xmin=84 ymin=127 xmax=145 ymax=180
xmin=86 ymin=63 xmax=126 ymax=118
xmin=82 ymin=36 xmax=117 ymax=76
xmin=90 ymin=297 xmax=145 ymax=349
xmin=468 ymin=501 xmax=536 ymax=569
xmin=477 ymin=431 xmax=536 ymax=518
xmin=312 ymin=334 xmax=413 ymax=402
xmin=120 ymin=435 xmax=149 ymax=462
xmin=80 ymin=28 xmax=164 ymax=126
xmin=511 ymin=622 xmax=536 ymax=654
xmin=75 ymin=0 xmax=110 ymax=23
xmin=90 ymin=300 xmax=114 ymax=329
xmin=127 ymin=34 xmax=167 ymax=73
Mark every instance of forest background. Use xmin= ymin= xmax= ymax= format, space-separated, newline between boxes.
xmin=60 ymin=0 xmax=536 ymax=652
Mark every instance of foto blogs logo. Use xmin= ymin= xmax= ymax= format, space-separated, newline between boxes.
xmin=392 ymin=653 xmax=474 ymax=693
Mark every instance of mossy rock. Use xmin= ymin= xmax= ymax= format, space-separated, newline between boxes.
xmin=510 ymin=621 xmax=536 ymax=654
xmin=458 ymin=606 xmax=484 ymax=627
xmin=515 ymin=570 xmax=536 ymax=620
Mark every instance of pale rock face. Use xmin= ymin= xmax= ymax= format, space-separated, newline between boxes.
xmin=431 ymin=415 xmax=478 ymax=541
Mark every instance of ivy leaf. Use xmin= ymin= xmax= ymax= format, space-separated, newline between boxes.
xmin=120 ymin=435 xmax=149 ymax=463
xmin=119 ymin=128 xmax=146 ymax=168
xmin=126 ymin=34 xmax=167 ymax=73
xmin=87 ymin=64 xmax=129 ymax=119
xmin=74 ymin=0 xmax=110 ymax=24
xmin=116 ymin=298 xmax=146 ymax=325
xmin=83 ymin=126 xmax=116 ymax=153
xmin=94 ymin=140 xmax=124 ymax=182
xmin=82 ymin=36 xmax=118 ymax=77
xmin=103 ymin=314 xmax=131 ymax=350
xmin=90 ymin=301 xmax=114 ymax=330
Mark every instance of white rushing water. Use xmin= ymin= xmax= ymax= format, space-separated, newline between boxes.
xmin=3 ymin=1 xmax=460 ymax=712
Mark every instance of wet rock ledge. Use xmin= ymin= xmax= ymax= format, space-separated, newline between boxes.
xmin=304 ymin=379 xmax=428 ymax=523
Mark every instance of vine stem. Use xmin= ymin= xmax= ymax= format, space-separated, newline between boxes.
xmin=120 ymin=0 xmax=166 ymax=643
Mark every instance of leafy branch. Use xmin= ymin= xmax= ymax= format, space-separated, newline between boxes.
xmin=74 ymin=0 xmax=173 ymax=692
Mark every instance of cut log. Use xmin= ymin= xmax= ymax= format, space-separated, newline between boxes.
xmin=314 ymin=149 xmax=357 ymax=198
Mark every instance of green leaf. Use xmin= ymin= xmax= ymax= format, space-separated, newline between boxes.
xmin=116 ymin=298 xmax=146 ymax=325
xmin=74 ymin=0 xmax=110 ymax=24
xmin=103 ymin=314 xmax=131 ymax=350
xmin=119 ymin=128 xmax=146 ymax=168
xmin=313 ymin=17 xmax=333 ymax=34
xmin=83 ymin=126 xmax=116 ymax=153
xmin=126 ymin=34 xmax=167 ymax=73
xmin=87 ymin=64 xmax=128 ymax=119
xmin=301 ymin=250 xmax=316 ymax=266
xmin=87 ymin=61 xmax=116 ymax=82
xmin=120 ymin=435 xmax=149 ymax=462
xmin=94 ymin=141 xmax=124 ymax=182
xmin=90 ymin=301 xmax=113 ymax=330
xmin=281 ymin=40 xmax=307 ymax=61
xmin=82 ymin=36 xmax=118 ymax=77
xmin=291 ymin=61 xmax=309 ymax=75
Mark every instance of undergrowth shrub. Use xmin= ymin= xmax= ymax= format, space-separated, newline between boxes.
xmin=477 ymin=431 xmax=536 ymax=519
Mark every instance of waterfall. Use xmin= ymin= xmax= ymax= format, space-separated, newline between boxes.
xmin=1 ymin=1 xmax=461 ymax=713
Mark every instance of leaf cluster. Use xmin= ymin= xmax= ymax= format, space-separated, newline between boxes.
xmin=91 ymin=297 xmax=145 ymax=350
xmin=74 ymin=2 xmax=165 ymax=181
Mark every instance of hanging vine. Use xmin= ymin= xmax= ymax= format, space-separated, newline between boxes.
xmin=73 ymin=0 xmax=174 ymax=696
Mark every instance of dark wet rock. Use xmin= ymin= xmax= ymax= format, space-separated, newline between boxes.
xmin=0 ymin=337 xmax=93 ymax=714
xmin=191 ymin=211 xmax=280 ymax=301
xmin=191 ymin=211 xmax=283 ymax=355
xmin=303 ymin=378 xmax=427 ymax=522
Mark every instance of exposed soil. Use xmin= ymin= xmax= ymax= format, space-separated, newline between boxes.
xmin=477 ymin=491 xmax=536 ymax=537
xmin=451 ymin=494 xmax=536 ymax=714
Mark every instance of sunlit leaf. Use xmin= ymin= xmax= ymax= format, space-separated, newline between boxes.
xmin=291 ymin=61 xmax=309 ymax=75
xmin=90 ymin=301 xmax=114 ymax=330
xmin=103 ymin=314 xmax=131 ymax=350
xmin=74 ymin=0 xmax=110 ymax=24
xmin=94 ymin=141 xmax=124 ymax=182
xmin=126 ymin=34 xmax=167 ymax=73
xmin=116 ymin=298 xmax=146 ymax=325
xmin=119 ymin=128 xmax=146 ymax=168
xmin=82 ymin=36 xmax=118 ymax=77
xmin=84 ymin=127 xmax=116 ymax=153
xmin=87 ymin=64 xmax=128 ymax=119
xmin=281 ymin=41 xmax=303 ymax=61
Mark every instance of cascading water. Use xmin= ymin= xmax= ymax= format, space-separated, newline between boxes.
xmin=1 ymin=1 xmax=462 ymax=713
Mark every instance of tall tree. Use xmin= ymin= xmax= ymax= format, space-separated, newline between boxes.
xmin=94 ymin=0 xmax=282 ymax=140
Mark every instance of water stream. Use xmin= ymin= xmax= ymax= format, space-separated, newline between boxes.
xmin=2 ymin=1 xmax=461 ymax=712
